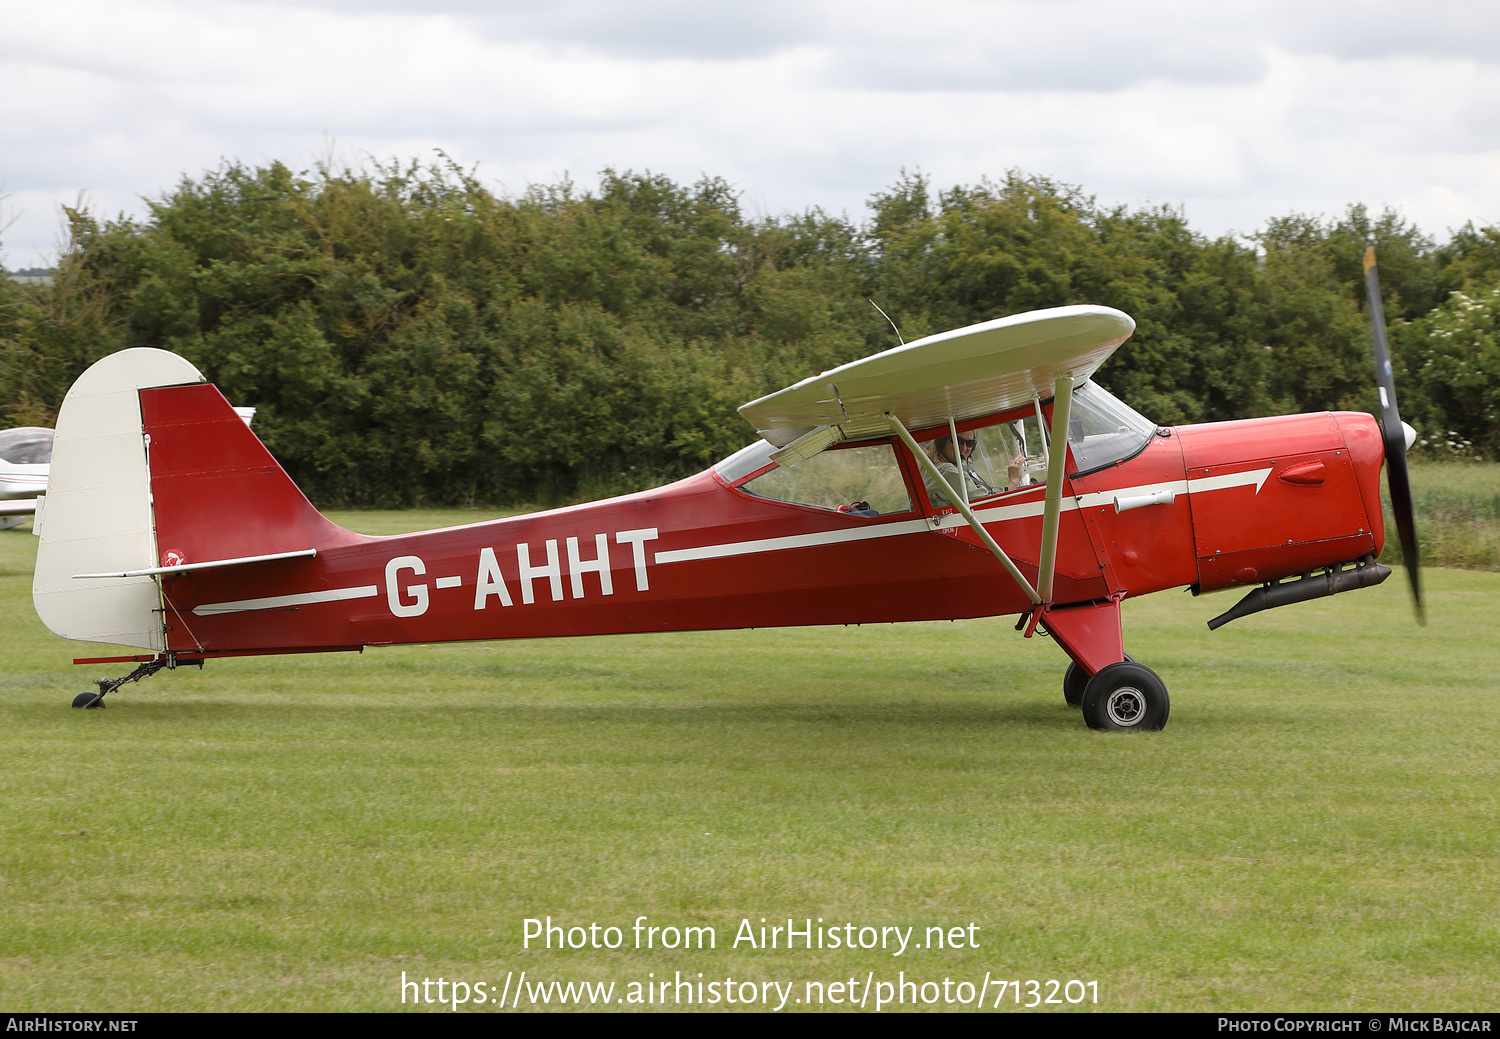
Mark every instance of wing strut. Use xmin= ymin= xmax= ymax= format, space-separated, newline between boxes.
xmin=885 ymin=412 xmax=1041 ymax=605
xmin=1036 ymin=373 xmax=1075 ymax=603
xmin=947 ymin=415 xmax=968 ymax=505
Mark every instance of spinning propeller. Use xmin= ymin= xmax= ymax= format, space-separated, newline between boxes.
xmin=1363 ymin=246 xmax=1425 ymax=624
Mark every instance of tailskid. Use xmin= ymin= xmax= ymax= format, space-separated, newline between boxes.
xmin=72 ymin=652 xmax=205 ymax=709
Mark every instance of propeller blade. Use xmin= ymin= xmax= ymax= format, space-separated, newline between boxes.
xmin=1363 ymin=246 xmax=1425 ymax=624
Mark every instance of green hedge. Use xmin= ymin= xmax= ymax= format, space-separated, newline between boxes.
xmin=3 ymin=160 xmax=1498 ymax=506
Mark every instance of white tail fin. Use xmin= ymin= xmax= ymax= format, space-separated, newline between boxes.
xmin=33 ymin=349 xmax=205 ymax=650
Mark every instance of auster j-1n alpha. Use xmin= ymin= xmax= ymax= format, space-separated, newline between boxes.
xmin=33 ymin=248 xmax=1423 ymax=729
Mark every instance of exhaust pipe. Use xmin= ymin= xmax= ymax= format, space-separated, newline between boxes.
xmin=1207 ymin=556 xmax=1391 ymax=631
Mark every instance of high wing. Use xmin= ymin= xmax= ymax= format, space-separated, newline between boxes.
xmin=738 ymin=305 xmax=1135 ymax=448
xmin=739 ymin=304 xmax=1136 ymax=611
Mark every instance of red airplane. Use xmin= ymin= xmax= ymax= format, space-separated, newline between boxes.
xmin=32 ymin=250 xmax=1422 ymax=730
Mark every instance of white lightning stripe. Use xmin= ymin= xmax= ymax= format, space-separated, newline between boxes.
xmin=193 ymin=585 xmax=379 ymax=616
xmin=655 ymin=517 xmax=932 ymax=563
xmin=655 ymin=467 xmax=1274 ymax=566
xmin=1188 ymin=466 xmax=1273 ymax=495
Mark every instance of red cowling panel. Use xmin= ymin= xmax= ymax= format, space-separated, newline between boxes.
xmin=139 ymin=384 xmax=363 ymax=568
xmin=1178 ymin=412 xmax=1344 ymax=469
xmin=1177 ymin=412 xmax=1378 ymax=591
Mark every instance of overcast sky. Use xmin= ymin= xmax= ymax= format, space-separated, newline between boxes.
xmin=4 ymin=0 xmax=1499 ymax=268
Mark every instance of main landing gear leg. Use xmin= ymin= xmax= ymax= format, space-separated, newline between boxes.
xmin=72 ymin=655 xmax=202 ymax=709
xmin=1036 ymin=598 xmax=1170 ymax=731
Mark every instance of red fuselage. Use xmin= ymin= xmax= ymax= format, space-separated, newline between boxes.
xmin=140 ymin=383 xmax=1387 ymax=660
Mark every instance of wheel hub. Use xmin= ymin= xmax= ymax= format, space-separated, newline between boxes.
xmin=1106 ymin=686 xmax=1144 ymax=726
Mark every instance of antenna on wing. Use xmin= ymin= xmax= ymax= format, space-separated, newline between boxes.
xmin=868 ymin=299 xmax=904 ymax=345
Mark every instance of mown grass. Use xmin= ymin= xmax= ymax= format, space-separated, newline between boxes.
xmin=1382 ymin=460 xmax=1500 ymax=569
xmin=0 ymin=510 xmax=1496 ymax=1013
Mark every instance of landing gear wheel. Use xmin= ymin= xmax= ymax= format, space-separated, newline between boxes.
xmin=71 ymin=692 xmax=105 ymax=709
xmin=1063 ymin=662 xmax=1087 ymax=707
xmin=1063 ymin=653 xmax=1134 ymax=709
xmin=1081 ymin=662 xmax=1168 ymax=731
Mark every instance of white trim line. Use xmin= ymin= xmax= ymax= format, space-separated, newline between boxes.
xmin=193 ymin=584 xmax=378 ymax=616
xmin=655 ymin=467 xmax=1273 ymax=566
xmin=1188 ymin=467 xmax=1273 ymax=495
xmin=655 ymin=517 xmax=931 ymax=564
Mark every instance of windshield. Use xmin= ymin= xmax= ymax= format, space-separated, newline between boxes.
xmin=0 ymin=427 xmax=53 ymax=465
xmin=1066 ymin=382 xmax=1156 ymax=475
xmin=715 ymin=439 xmax=778 ymax=483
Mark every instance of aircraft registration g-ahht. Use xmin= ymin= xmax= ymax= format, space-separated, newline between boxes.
xmin=33 ymin=248 xmax=1423 ymax=729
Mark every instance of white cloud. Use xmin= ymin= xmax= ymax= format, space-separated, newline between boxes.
xmin=4 ymin=0 xmax=1500 ymax=266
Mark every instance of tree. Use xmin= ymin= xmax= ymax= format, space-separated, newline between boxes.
xmin=6 ymin=157 xmax=1497 ymax=502
xmin=1400 ymin=279 xmax=1500 ymax=458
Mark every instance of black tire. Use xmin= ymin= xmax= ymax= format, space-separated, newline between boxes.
xmin=72 ymin=691 xmax=105 ymax=709
xmin=1063 ymin=653 xmax=1133 ymax=709
xmin=1081 ymin=662 xmax=1168 ymax=731
xmin=1063 ymin=662 xmax=1088 ymax=707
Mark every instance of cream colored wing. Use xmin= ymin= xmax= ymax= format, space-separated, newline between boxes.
xmin=739 ymin=305 xmax=1134 ymax=447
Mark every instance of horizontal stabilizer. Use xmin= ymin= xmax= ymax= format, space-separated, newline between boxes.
xmin=74 ymin=548 xmax=318 ymax=580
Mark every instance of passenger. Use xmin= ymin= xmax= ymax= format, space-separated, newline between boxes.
xmin=926 ymin=433 xmax=1026 ymax=509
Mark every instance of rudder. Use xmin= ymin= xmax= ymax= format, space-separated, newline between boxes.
xmin=33 ymin=350 xmax=205 ymax=650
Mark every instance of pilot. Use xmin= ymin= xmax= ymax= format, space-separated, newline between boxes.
xmin=926 ymin=432 xmax=1026 ymax=509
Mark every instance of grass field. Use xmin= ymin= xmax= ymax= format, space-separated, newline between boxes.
xmin=1 ymin=501 xmax=1497 ymax=1013
xmin=1383 ymin=461 xmax=1500 ymax=570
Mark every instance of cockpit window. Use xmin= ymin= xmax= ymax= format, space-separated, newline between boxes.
xmin=921 ymin=412 xmax=1050 ymax=509
xmin=0 ymin=427 xmax=54 ymax=465
xmin=739 ymin=442 xmax=913 ymax=516
xmin=1066 ymin=382 xmax=1156 ymax=475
